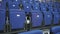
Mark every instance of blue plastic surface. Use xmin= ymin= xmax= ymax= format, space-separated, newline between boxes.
xmin=43 ymin=11 xmax=52 ymax=25
xmin=0 ymin=9 xmax=6 ymax=30
xmin=8 ymin=2 xmax=19 ymax=9
xmin=19 ymin=30 xmax=43 ymax=34
xmin=51 ymin=26 xmax=60 ymax=34
xmin=31 ymin=10 xmax=43 ymax=27
xmin=9 ymin=10 xmax=26 ymax=29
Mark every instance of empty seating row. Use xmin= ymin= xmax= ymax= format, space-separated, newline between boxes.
xmin=18 ymin=26 xmax=60 ymax=34
xmin=0 ymin=0 xmax=60 ymax=11
xmin=7 ymin=1 xmax=60 ymax=12
xmin=0 ymin=9 xmax=60 ymax=32
xmin=0 ymin=0 xmax=60 ymax=33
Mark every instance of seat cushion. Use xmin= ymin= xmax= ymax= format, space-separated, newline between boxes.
xmin=51 ymin=26 xmax=60 ymax=33
xmin=19 ymin=30 xmax=43 ymax=34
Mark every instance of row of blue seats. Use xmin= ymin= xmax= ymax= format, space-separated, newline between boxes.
xmin=0 ymin=0 xmax=60 ymax=10
xmin=0 ymin=9 xmax=60 ymax=31
xmin=0 ymin=0 xmax=38 ymax=9
xmin=18 ymin=26 xmax=60 ymax=34
xmin=18 ymin=25 xmax=60 ymax=34
xmin=0 ymin=3 xmax=60 ymax=14
xmin=0 ymin=0 xmax=60 ymax=33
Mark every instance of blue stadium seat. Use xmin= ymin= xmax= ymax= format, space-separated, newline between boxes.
xmin=40 ymin=2 xmax=46 ymax=6
xmin=7 ymin=0 xmax=20 ymax=4
xmin=40 ymin=3 xmax=47 ymax=11
xmin=47 ymin=2 xmax=53 ymax=7
xmin=52 ymin=12 xmax=59 ymax=24
xmin=26 ymin=0 xmax=33 ymax=4
xmin=54 ymin=2 xmax=60 ymax=8
xmin=51 ymin=26 xmax=60 ymax=34
xmin=43 ymin=11 xmax=52 ymax=25
xmin=31 ymin=10 xmax=43 ymax=27
xmin=53 ymin=8 xmax=59 ymax=12
xmin=21 ymin=0 xmax=27 ymax=4
xmin=23 ymin=3 xmax=31 ymax=12
xmin=8 ymin=2 xmax=19 ymax=9
xmin=32 ymin=2 xmax=39 ymax=10
xmin=41 ymin=6 xmax=46 ymax=11
xmin=19 ymin=30 xmax=43 ymax=34
xmin=0 ymin=0 xmax=6 ymax=9
xmin=9 ymin=10 xmax=26 ymax=29
xmin=48 ymin=6 xmax=53 ymax=12
xmin=49 ymin=7 xmax=60 ymax=24
xmin=0 ymin=9 xmax=6 ymax=31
